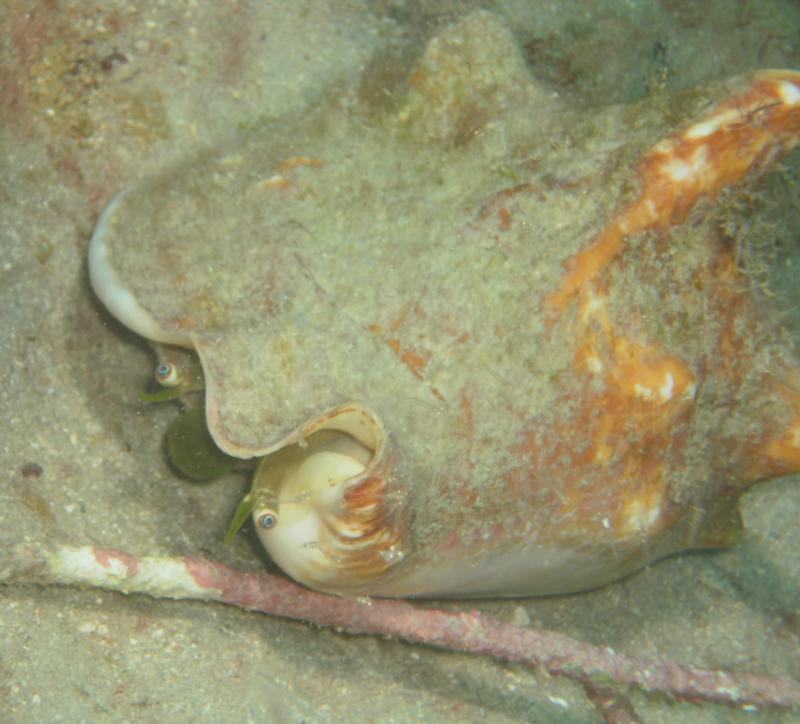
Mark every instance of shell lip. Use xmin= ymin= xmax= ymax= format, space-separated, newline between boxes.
xmin=298 ymin=402 xmax=386 ymax=463
xmin=88 ymin=190 xmax=192 ymax=348
xmin=194 ymin=336 xmax=386 ymax=461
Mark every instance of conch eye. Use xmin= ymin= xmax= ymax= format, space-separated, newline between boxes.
xmin=258 ymin=512 xmax=278 ymax=530
xmin=155 ymin=362 xmax=180 ymax=387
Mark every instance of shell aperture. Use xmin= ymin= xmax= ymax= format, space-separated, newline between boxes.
xmin=246 ymin=431 xmax=377 ymax=591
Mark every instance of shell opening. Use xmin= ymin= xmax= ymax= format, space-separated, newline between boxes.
xmin=249 ymin=404 xmax=400 ymax=593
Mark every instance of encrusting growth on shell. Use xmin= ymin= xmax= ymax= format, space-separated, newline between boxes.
xmin=546 ymin=70 xmax=800 ymax=312
xmin=87 ymin=10 xmax=800 ymax=599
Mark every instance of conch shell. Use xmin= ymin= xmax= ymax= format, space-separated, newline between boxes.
xmin=88 ymin=12 xmax=800 ymax=598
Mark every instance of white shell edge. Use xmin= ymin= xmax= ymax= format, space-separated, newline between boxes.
xmin=89 ymin=191 xmax=193 ymax=348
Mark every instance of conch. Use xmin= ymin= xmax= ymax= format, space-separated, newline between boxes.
xmin=88 ymin=13 xmax=800 ymax=598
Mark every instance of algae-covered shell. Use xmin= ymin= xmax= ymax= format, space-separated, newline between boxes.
xmin=88 ymin=12 xmax=800 ymax=597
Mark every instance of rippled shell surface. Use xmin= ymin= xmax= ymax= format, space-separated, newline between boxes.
xmin=89 ymin=12 xmax=800 ymax=598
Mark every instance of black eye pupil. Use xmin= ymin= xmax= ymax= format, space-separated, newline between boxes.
xmin=259 ymin=513 xmax=276 ymax=529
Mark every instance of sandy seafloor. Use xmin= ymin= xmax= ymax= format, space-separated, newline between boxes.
xmin=1 ymin=1 xmax=800 ymax=721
